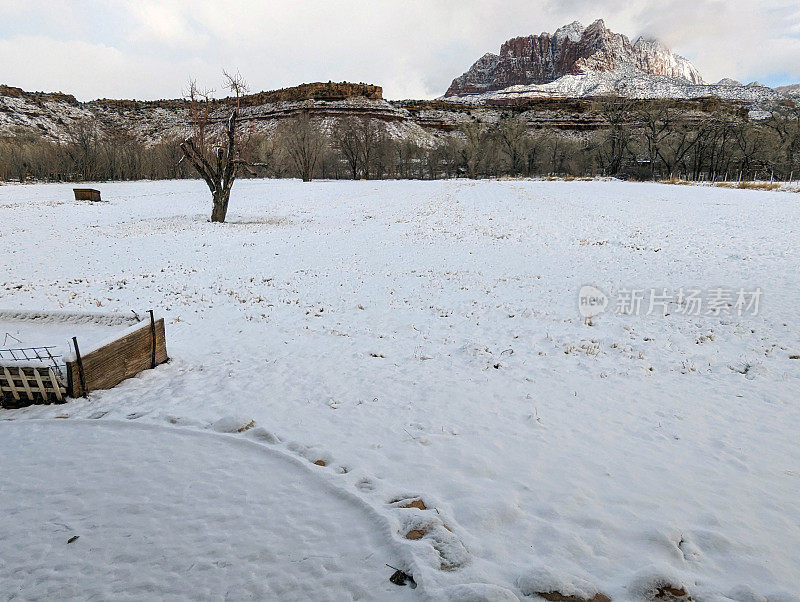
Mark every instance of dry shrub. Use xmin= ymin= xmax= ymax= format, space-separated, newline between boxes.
xmin=659 ymin=178 xmax=692 ymax=185
xmin=736 ymin=181 xmax=781 ymax=191
xmin=715 ymin=181 xmax=782 ymax=191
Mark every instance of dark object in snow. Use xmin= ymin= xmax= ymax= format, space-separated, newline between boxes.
xmin=73 ymin=188 xmax=101 ymax=202
xmin=393 ymin=497 xmax=426 ymax=510
xmin=387 ymin=566 xmax=415 ymax=588
xmin=67 ymin=535 xmax=79 ymax=544
xmin=537 ymin=592 xmax=611 ymax=602
xmin=652 ymin=585 xmax=692 ymax=601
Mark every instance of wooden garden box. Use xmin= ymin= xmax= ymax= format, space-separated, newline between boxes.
xmin=0 ymin=310 xmax=167 ymax=408
xmin=73 ymin=188 xmax=102 ymax=202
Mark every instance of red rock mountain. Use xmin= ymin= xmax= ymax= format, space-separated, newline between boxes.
xmin=445 ymin=19 xmax=704 ymax=97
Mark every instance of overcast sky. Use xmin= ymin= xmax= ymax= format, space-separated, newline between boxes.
xmin=1 ymin=0 xmax=798 ymax=101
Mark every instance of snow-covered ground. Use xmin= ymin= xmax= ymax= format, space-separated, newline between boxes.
xmin=0 ymin=420 xmax=414 ymax=601
xmin=0 ymin=309 xmax=141 ymax=363
xmin=1 ymin=178 xmax=799 ymax=600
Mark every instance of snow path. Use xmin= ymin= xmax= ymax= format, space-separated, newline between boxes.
xmin=2 ymin=179 xmax=800 ymax=599
xmin=0 ymin=419 xmax=417 ymax=601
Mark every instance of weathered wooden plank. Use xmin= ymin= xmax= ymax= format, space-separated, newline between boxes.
xmin=32 ymin=367 xmax=47 ymax=396
xmin=48 ymin=368 xmax=64 ymax=402
xmin=66 ymin=318 xmax=168 ymax=397
xmin=17 ymin=367 xmax=34 ymax=400
xmin=2 ymin=366 xmax=20 ymax=401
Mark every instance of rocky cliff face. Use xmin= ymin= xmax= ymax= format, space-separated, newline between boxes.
xmin=0 ymin=82 xmax=394 ymax=146
xmin=775 ymin=83 xmax=800 ymax=95
xmin=445 ymin=19 xmax=704 ymax=96
xmin=0 ymin=78 xmax=783 ymax=151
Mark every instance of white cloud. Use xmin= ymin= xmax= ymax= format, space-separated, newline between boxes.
xmin=0 ymin=0 xmax=797 ymax=100
xmin=0 ymin=35 xmax=209 ymax=100
xmin=124 ymin=1 xmax=209 ymax=51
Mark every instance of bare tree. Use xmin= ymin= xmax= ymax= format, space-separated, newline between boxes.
xmin=333 ymin=118 xmax=361 ymax=179
xmin=495 ymin=116 xmax=528 ymax=175
xmin=706 ymin=115 xmax=737 ymax=181
xmin=734 ymin=122 xmax=770 ymax=180
xmin=635 ymin=103 xmax=672 ymax=179
xmin=253 ymin=134 xmax=287 ymax=178
xmin=223 ymin=70 xmax=249 ymax=108
xmin=393 ymin=138 xmax=424 ymax=179
xmin=524 ymin=130 xmax=546 ymax=176
xmin=280 ymin=111 xmax=326 ymax=182
xmin=64 ymin=117 xmax=101 ymax=181
xmin=765 ymin=100 xmax=800 ymax=178
xmin=331 ymin=117 xmax=388 ymax=179
xmin=594 ymin=96 xmax=634 ymax=176
xmin=357 ymin=117 xmax=386 ymax=180
xmin=184 ymin=79 xmax=214 ymax=151
xmin=428 ymin=138 xmax=461 ymax=178
xmin=461 ymin=120 xmax=486 ymax=179
xmin=180 ymin=71 xmax=250 ymax=223
xmin=543 ymin=134 xmax=567 ymax=175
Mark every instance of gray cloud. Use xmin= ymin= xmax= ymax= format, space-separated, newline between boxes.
xmin=0 ymin=0 xmax=797 ymax=100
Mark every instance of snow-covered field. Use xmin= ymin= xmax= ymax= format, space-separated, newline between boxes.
xmin=0 ymin=420 xmax=414 ymax=601
xmin=1 ymin=178 xmax=799 ymax=601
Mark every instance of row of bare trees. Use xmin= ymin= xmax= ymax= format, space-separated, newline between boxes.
xmin=3 ymin=100 xmax=799 ymax=186
xmin=266 ymin=105 xmax=799 ymax=183
xmin=0 ymin=123 xmax=185 ymax=182
xmin=176 ymin=94 xmax=800 ymax=184
xmin=592 ymin=98 xmax=800 ymax=181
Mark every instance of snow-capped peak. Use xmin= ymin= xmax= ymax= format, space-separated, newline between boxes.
xmin=445 ymin=18 xmax=707 ymax=97
xmin=553 ymin=21 xmax=585 ymax=43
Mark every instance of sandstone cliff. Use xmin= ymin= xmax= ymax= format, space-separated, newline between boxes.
xmin=446 ymin=20 xmax=703 ymax=97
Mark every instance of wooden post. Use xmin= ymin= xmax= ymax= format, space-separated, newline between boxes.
xmin=72 ymin=337 xmax=87 ymax=398
xmin=148 ymin=310 xmax=156 ymax=369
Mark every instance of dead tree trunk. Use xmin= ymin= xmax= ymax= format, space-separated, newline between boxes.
xmin=180 ymin=109 xmax=238 ymax=223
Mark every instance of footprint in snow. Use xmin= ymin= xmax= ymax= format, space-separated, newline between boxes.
xmin=210 ymin=415 xmax=255 ymax=433
xmin=388 ymin=496 xmax=428 ymax=510
xmin=399 ymin=514 xmax=470 ymax=570
xmin=245 ymin=426 xmax=280 ymax=444
xmin=388 ymin=495 xmax=471 ymax=571
xmin=356 ymin=478 xmax=377 ymax=492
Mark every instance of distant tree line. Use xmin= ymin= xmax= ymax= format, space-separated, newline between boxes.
xmin=0 ymin=123 xmax=186 ymax=182
xmin=2 ymin=98 xmax=799 ymax=183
